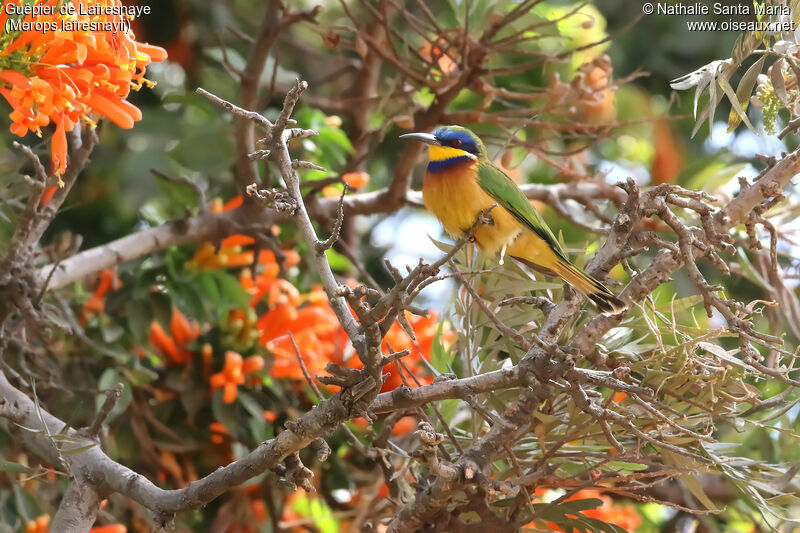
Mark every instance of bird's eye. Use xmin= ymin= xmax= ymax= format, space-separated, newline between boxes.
xmin=452 ymin=139 xmax=462 ymax=147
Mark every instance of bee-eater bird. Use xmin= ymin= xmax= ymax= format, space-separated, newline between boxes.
xmin=400 ymin=125 xmax=626 ymax=315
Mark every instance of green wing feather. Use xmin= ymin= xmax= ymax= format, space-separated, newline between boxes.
xmin=476 ymin=161 xmax=568 ymax=261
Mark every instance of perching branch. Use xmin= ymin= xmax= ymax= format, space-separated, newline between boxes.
xmin=38 ymin=180 xmax=623 ymax=290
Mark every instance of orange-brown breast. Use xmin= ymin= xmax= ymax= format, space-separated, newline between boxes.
xmin=422 ymin=162 xmax=523 ymax=255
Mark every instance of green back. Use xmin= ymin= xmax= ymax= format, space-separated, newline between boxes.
xmin=475 ymin=160 xmax=568 ymax=261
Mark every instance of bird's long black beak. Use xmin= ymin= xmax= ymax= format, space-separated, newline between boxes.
xmin=399 ymin=132 xmax=440 ymax=145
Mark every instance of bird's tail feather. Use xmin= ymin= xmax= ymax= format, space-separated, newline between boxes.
xmin=550 ymin=259 xmax=627 ymax=316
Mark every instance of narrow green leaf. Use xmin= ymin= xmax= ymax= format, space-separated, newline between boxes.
xmin=727 ymin=55 xmax=765 ymax=132
xmin=0 ymin=460 xmax=34 ymax=474
xmin=217 ymin=271 xmax=250 ymax=310
xmin=63 ymin=443 xmax=97 ymax=456
xmin=718 ymin=71 xmax=756 ymax=133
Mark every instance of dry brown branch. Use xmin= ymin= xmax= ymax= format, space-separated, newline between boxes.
xmin=231 ymin=1 xmax=322 ymax=193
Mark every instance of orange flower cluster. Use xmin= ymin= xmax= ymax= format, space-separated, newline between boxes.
xmin=264 ymin=291 xmax=450 ymax=392
xmin=0 ymin=0 xmax=167 ymax=176
xmin=377 ymin=312 xmax=447 ymax=392
xmin=261 ymin=285 xmax=346 ymax=380
xmin=224 ymin=233 xmax=452 ymax=392
xmin=209 ymin=350 xmax=264 ymax=403
xmin=148 ymin=308 xmax=202 ymax=365
xmin=188 ymin=196 xmax=300 ymax=271
xmin=187 ymin=196 xmax=453 ymax=396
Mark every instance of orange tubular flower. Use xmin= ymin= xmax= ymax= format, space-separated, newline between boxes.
xmin=0 ymin=0 xmax=167 ymax=177
xmin=80 ymin=268 xmax=119 ymax=324
xmin=210 ymin=421 xmax=229 ymax=445
xmin=375 ymin=311 xmax=453 ymax=393
xmin=171 ymin=307 xmax=201 ymax=347
xmin=209 ymin=350 xmax=264 ymax=404
xmin=148 ymin=321 xmax=183 ymax=363
xmin=342 ymin=171 xmax=369 ymax=189
xmin=322 ymin=185 xmax=341 ymax=198
xmin=392 ymin=416 xmax=417 ymax=436
xmin=250 ymin=499 xmax=267 ymax=523
xmin=40 ymin=185 xmax=57 ymax=206
xmin=25 ymin=515 xmax=49 ymax=533
xmin=147 ymin=308 xmax=201 ymax=365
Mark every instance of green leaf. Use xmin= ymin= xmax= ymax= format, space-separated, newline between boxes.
xmin=63 ymin=443 xmax=98 ymax=456
xmin=195 ymin=272 xmax=222 ymax=311
xmin=11 ymin=485 xmax=39 ymax=523
xmin=154 ymin=174 xmax=202 ymax=212
xmin=437 ymin=398 xmax=460 ymax=423
xmin=717 ymin=67 xmax=756 ymax=133
xmin=697 ymin=341 xmax=756 ymax=372
xmin=211 ymin=389 xmax=238 ymax=432
xmin=237 ymin=391 xmax=268 ymax=442
xmin=325 ymin=248 xmax=350 ymax=272
xmin=167 ymin=127 xmax=235 ymax=175
xmin=150 ymin=292 xmax=173 ymax=329
xmin=771 ymin=57 xmax=788 ymax=106
xmin=125 ymin=300 xmax=151 ymax=343
xmin=123 ymin=366 xmax=159 ymax=386
xmin=685 ymin=160 xmax=749 ymax=193
xmin=606 ymin=461 xmax=649 ymax=471
xmin=429 ymin=321 xmax=453 ymax=374
xmin=413 ymin=87 xmax=436 ymax=107
xmin=100 ymin=321 xmax=125 ymax=344
xmin=680 ymin=471 xmax=720 ymax=511
xmin=655 ymin=295 xmax=704 ymax=313
xmin=217 ymin=271 xmax=250 ymax=310
xmin=139 ymin=201 xmax=169 ymax=226
xmin=661 ymin=449 xmax=719 ymax=511
xmin=735 ymin=248 xmax=772 ymax=291
xmin=0 ymin=460 xmax=34 ymax=474
xmin=727 ymin=55 xmax=765 ymax=132
xmin=175 ymin=278 xmax=209 ymax=321
xmin=428 ymin=235 xmax=454 ymax=254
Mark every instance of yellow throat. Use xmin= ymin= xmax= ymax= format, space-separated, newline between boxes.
xmin=428 ymin=144 xmax=476 ymax=162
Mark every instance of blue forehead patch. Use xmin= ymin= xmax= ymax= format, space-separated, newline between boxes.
xmin=433 ymin=127 xmax=480 ymax=154
xmin=433 ymin=128 xmax=473 ymax=144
